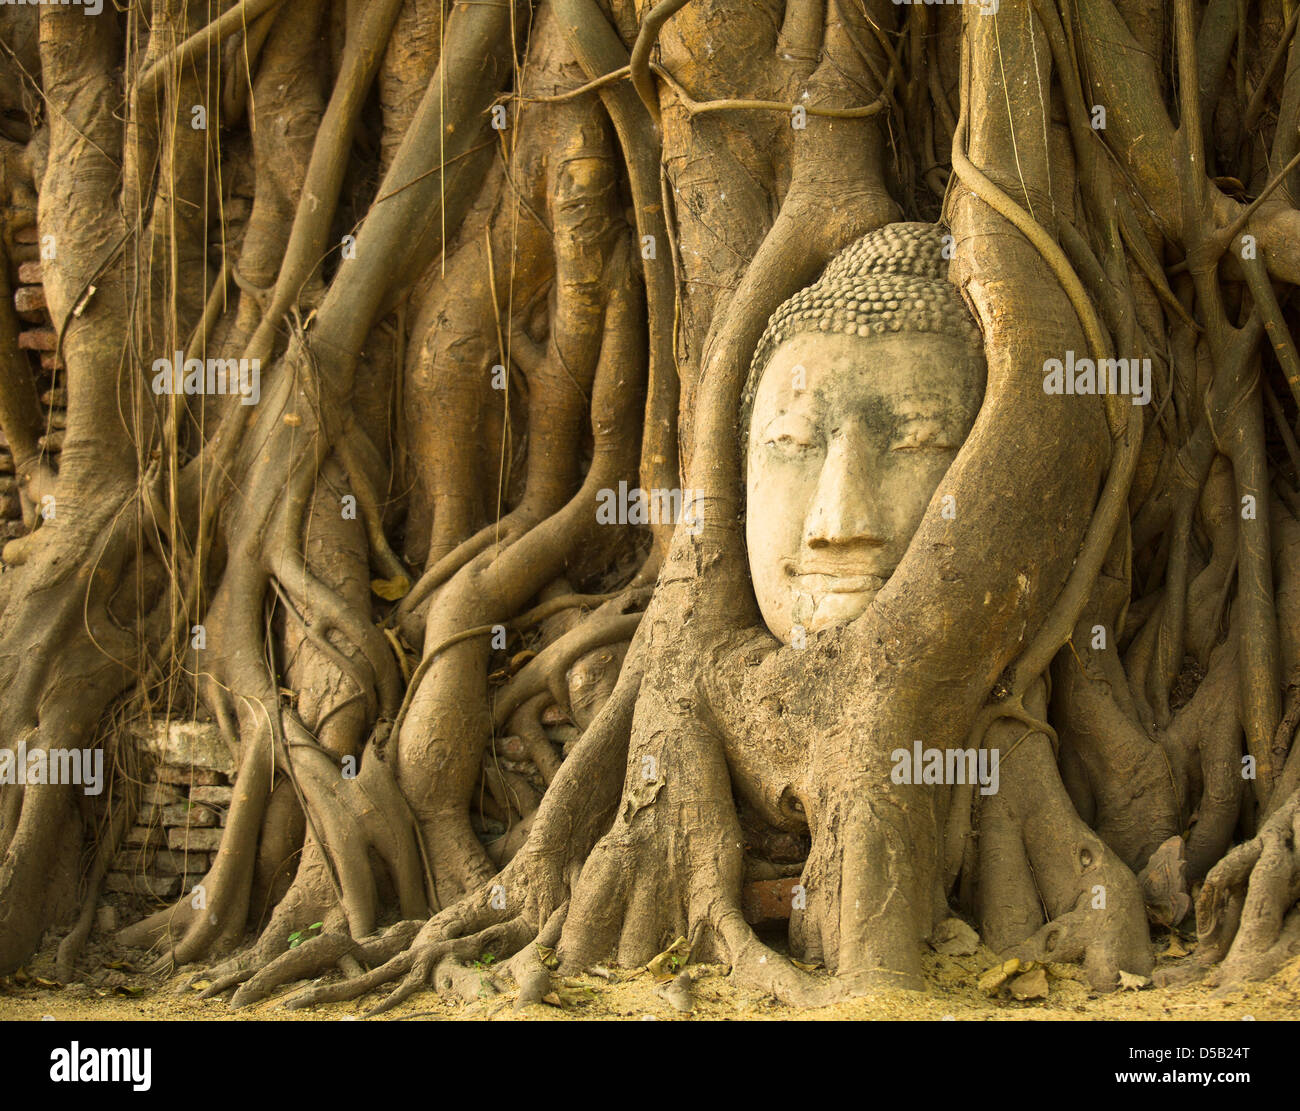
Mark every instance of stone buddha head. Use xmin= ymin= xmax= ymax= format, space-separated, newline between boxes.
xmin=741 ymin=223 xmax=986 ymax=644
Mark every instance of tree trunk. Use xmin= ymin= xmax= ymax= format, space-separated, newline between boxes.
xmin=2 ymin=0 xmax=1299 ymax=1009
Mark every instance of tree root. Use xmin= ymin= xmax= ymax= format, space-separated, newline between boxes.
xmin=1195 ymin=786 xmax=1300 ymax=990
xmin=977 ymin=708 xmax=1153 ymax=991
xmin=200 ymin=920 xmax=423 ymax=1009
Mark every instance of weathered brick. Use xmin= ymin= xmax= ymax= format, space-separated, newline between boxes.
xmin=16 ymin=261 xmax=42 ymax=284
xmin=104 ymin=872 xmax=180 ymax=898
xmin=156 ymin=765 xmax=225 ymax=786
xmin=162 ymin=802 xmax=217 ymax=828
xmin=140 ymin=782 xmax=182 ymax=806
xmin=136 ymin=802 xmax=165 ymax=825
xmin=741 ymin=878 xmax=802 ymax=926
xmin=136 ymin=720 xmax=235 ymax=775
xmin=167 ymin=827 xmax=223 ymax=852
xmin=189 ymin=785 xmax=233 ymax=807
xmin=123 ymin=825 xmax=164 ymax=848
xmin=146 ymin=850 xmax=197 ymax=875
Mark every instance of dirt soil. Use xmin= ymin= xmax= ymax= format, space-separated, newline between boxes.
xmin=1 ymin=928 xmax=1296 ymax=1020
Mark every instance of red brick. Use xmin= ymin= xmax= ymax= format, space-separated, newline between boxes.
xmin=741 ymin=878 xmax=803 ymax=925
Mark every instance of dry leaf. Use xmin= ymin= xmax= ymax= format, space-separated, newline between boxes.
xmin=646 ymin=937 xmax=690 ymax=982
xmin=370 ymin=575 xmax=411 ymax=601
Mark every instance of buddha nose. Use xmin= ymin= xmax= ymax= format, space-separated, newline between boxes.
xmin=802 ymin=428 xmax=888 ymax=549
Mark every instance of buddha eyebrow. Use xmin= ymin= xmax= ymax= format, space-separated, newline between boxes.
xmin=890 ymin=401 xmax=968 ymax=421
xmin=892 ymin=407 xmax=965 ymax=422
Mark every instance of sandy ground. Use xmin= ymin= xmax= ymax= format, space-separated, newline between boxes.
xmin=2 ymin=931 xmax=1297 ymax=1021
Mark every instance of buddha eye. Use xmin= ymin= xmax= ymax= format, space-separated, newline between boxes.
xmin=891 ymin=420 xmax=959 ymax=454
xmin=760 ymin=414 xmax=819 ymax=455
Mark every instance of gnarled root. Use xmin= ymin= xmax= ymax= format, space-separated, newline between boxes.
xmin=255 ymin=648 xmax=646 ymax=1011
xmin=1195 ymin=787 xmax=1300 ymax=990
xmin=976 ymin=707 xmax=1153 ymax=990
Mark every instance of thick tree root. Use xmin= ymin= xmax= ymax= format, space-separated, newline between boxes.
xmin=201 ymin=920 xmax=423 ymax=1009
xmin=977 ymin=716 xmax=1154 ymax=990
xmin=1195 ymin=787 xmax=1300 ymax=990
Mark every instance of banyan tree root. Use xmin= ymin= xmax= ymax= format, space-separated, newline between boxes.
xmin=267 ymin=648 xmax=646 ymax=1011
xmin=1193 ymin=787 xmax=1300 ymax=991
xmin=7 ymin=0 xmax=1300 ymax=1018
xmin=976 ymin=709 xmax=1153 ymax=989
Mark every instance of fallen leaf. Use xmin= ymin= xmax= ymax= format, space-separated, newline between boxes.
xmin=646 ymin=937 xmax=690 ymax=982
xmin=371 ymin=575 xmax=411 ymax=601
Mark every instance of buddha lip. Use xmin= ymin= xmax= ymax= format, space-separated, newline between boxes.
xmin=789 ymin=569 xmax=888 ymax=593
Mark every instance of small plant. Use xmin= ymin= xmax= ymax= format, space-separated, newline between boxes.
xmin=472 ymin=952 xmax=497 ymax=970
xmin=287 ymin=922 xmax=324 ymax=949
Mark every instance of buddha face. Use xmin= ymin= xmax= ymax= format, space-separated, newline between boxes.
xmin=746 ymin=330 xmax=984 ymax=643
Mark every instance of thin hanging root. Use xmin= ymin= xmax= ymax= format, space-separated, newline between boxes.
xmin=56 ymin=785 xmax=134 ymax=981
